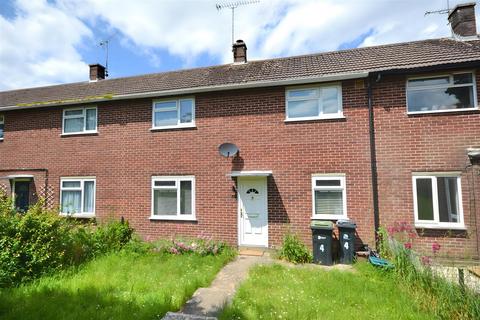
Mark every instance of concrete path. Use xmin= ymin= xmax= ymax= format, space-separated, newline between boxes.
xmin=163 ymin=252 xmax=355 ymax=320
xmin=163 ymin=254 xmax=272 ymax=320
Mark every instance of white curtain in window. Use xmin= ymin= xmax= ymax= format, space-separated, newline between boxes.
xmin=62 ymin=190 xmax=81 ymax=213
xmin=154 ymin=189 xmax=177 ymax=215
xmin=64 ymin=118 xmax=84 ymax=133
xmin=86 ymin=109 xmax=97 ymax=131
xmin=83 ymin=181 xmax=95 ymax=213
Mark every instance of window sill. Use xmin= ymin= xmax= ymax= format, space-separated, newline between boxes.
xmin=149 ymin=216 xmax=197 ymax=221
xmin=407 ymin=108 xmax=479 ymax=116
xmin=415 ymin=224 xmax=466 ymax=230
xmin=150 ymin=124 xmax=196 ymax=131
xmin=61 ymin=131 xmax=98 ymax=137
xmin=60 ymin=213 xmax=95 ymax=219
xmin=285 ymin=114 xmax=345 ymax=122
xmin=0 ymin=138 xmax=3 ymax=141
xmin=311 ymin=216 xmax=347 ymax=221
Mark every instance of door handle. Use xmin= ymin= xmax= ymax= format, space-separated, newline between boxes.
xmin=240 ymin=208 xmax=243 ymax=218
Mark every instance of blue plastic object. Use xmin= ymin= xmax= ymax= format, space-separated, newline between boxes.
xmin=368 ymin=255 xmax=394 ymax=269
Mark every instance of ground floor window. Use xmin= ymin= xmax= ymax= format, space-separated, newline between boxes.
xmin=412 ymin=174 xmax=464 ymax=228
xmin=311 ymin=174 xmax=347 ymax=220
xmin=151 ymin=176 xmax=195 ymax=220
xmin=60 ymin=177 xmax=96 ymax=217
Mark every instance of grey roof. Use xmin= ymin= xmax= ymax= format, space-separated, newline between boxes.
xmin=1 ymin=37 xmax=480 ymax=108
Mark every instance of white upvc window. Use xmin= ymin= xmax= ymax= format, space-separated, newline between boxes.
xmin=60 ymin=177 xmax=96 ymax=218
xmin=311 ymin=175 xmax=347 ymax=220
xmin=286 ymin=84 xmax=343 ymax=121
xmin=151 ymin=176 xmax=195 ymax=220
xmin=407 ymin=72 xmax=478 ymax=114
xmin=62 ymin=106 xmax=97 ymax=134
xmin=152 ymin=98 xmax=195 ymax=129
xmin=0 ymin=115 xmax=4 ymax=140
xmin=412 ymin=173 xmax=465 ymax=229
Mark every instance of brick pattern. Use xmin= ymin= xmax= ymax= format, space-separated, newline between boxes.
xmin=373 ymin=70 xmax=480 ymax=259
xmin=0 ymin=70 xmax=479 ymax=260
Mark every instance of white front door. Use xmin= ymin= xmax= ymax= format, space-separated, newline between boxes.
xmin=238 ymin=177 xmax=268 ymax=247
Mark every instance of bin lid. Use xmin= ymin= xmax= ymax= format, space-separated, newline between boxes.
xmin=310 ymin=220 xmax=334 ymax=230
xmin=336 ymin=219 xmax=357 ymax=229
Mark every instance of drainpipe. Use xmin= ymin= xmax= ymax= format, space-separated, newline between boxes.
xmin=367 ymin=75 xmax=380 ymax=248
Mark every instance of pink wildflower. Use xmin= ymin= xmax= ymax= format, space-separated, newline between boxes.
xmin=421 ymin=256 xmax=431 ymax=266
xmin=404 ymin=242 xmax=412 ymax=249
xmin=432 ymin=242 xmax=441 ymax=253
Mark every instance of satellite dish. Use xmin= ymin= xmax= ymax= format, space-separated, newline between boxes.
xmin=218 ymin=143 xmax=239 ymax=157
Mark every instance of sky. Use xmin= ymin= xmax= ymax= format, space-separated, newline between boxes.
xmin=0 ymin=0 xmax=478 ymax=91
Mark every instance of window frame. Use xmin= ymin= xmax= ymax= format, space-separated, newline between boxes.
xmin=412 ymin=173 xmax=465 ymax=229
xmin=151 ymin=97 xmax=196 ymax=130
xmin=62 ymin=106 xmax=98 ymax=135
xmin=311 ymin=174 xmax=347 ymax=220
xmin=285 ymin=83 xmax=343 ymax=122
xmin=406 ymin=71 xmax=478 ymax=115
xmin=0 ymin=114 xmax=4 ymax=140
xmin=59 ymin=177 xmax=96 ymax=218
xmin=150 ymin=176 xmax=196 ymax=221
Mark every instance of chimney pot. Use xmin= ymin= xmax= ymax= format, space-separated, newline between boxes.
xmin=89 ymin=64 xmax=106 ymax=81
xmin=232 ymin=39 xmax=247 ymax=63
xmin=448 ymin=2 xmax=477 ymax=38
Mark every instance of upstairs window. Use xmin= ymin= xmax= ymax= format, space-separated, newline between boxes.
xmin=407 ymin=72 xmax=477 ymax=114
xmin=151 ymin=176 xmax=195 ymax=220
xmin=312 ymin=175 xmax=347 ymax=220
xmin=0 ymin=115 xmax=4 ymax=139
xmin=286 ymin=84 xmax=342 ymax=121
xmin=60 ymin=178 xmax=96 ymax=217
xmin=413 ymin=174 xmax=464 ymax=229
xmin=152 ymin=98 xmax=195 ymax=129
xmin=63 ymin=107 xmax=97 ymax=134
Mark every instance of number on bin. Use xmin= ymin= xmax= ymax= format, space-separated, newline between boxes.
xmin=319 ymin=244 xmax=324 ymax=252
xmin=344 ymin=242 xmax=349 ymax=250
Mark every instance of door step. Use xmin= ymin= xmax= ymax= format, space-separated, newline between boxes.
xmin=238 ymin=246 xmax=270 ymax=257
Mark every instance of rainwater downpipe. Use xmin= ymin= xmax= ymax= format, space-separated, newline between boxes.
xmin=368 ymin=74 xmax=380 ymax=248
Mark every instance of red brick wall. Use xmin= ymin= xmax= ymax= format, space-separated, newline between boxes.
xmin=0 ymin=70 xmax=479 ymax=261
xmin=373 ymin=69 xmax=480 ymax=260
xmin=0 ymin=81 xmax=375 ymax=249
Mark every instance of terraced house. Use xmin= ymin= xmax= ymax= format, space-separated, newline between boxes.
xmin=1 ymin=3 xmax=479 ymax=260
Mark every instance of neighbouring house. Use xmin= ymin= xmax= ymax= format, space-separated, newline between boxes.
xmin=0 ymin=3 xmax=479 ymax=260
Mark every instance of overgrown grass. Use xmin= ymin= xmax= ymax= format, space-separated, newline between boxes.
xmin=0 ymin=248 xmax=236 ymax=320
xmin=221 ymin=262 xmax=437 ymax=320
xmin=378 ymin=226 xmax=480 ymax=320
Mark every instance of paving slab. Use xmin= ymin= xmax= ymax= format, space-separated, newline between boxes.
xmin=179 ymin=255 xmax=272 ymax=318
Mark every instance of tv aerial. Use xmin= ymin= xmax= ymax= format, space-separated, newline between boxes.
xmin=216 ymin=0 xmax=260 ymax=44
xmin=425 ymin=0 xmax=451 ymax=16
xmin=98 ymin=31 xmax=118 ymax=78
xmin=218 ymin=143 xmax=239 ymax=158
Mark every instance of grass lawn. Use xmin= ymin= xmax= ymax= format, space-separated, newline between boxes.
xmin=221 ymin=262 xmax=437 ymax=320
xmin=0 ymin=249 xmax=234 ymax=320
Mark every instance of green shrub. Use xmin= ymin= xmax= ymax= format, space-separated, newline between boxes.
xmin=0 ymin=198 xmax=133 ymax=287
xmin=278 ymin=233 xmax=312 ymax=264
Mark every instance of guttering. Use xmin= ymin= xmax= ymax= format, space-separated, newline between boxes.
xmin=0 ymin=72 xmax=369 ymax=111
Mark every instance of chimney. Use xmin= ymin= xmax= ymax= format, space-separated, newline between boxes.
xmin=232 ymin=40 xmax=247 ymax=63
xmin=448 ymin=2 xmax=477 ymax=38
xmin=89 ymin=64 xmax=106 ymax=81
